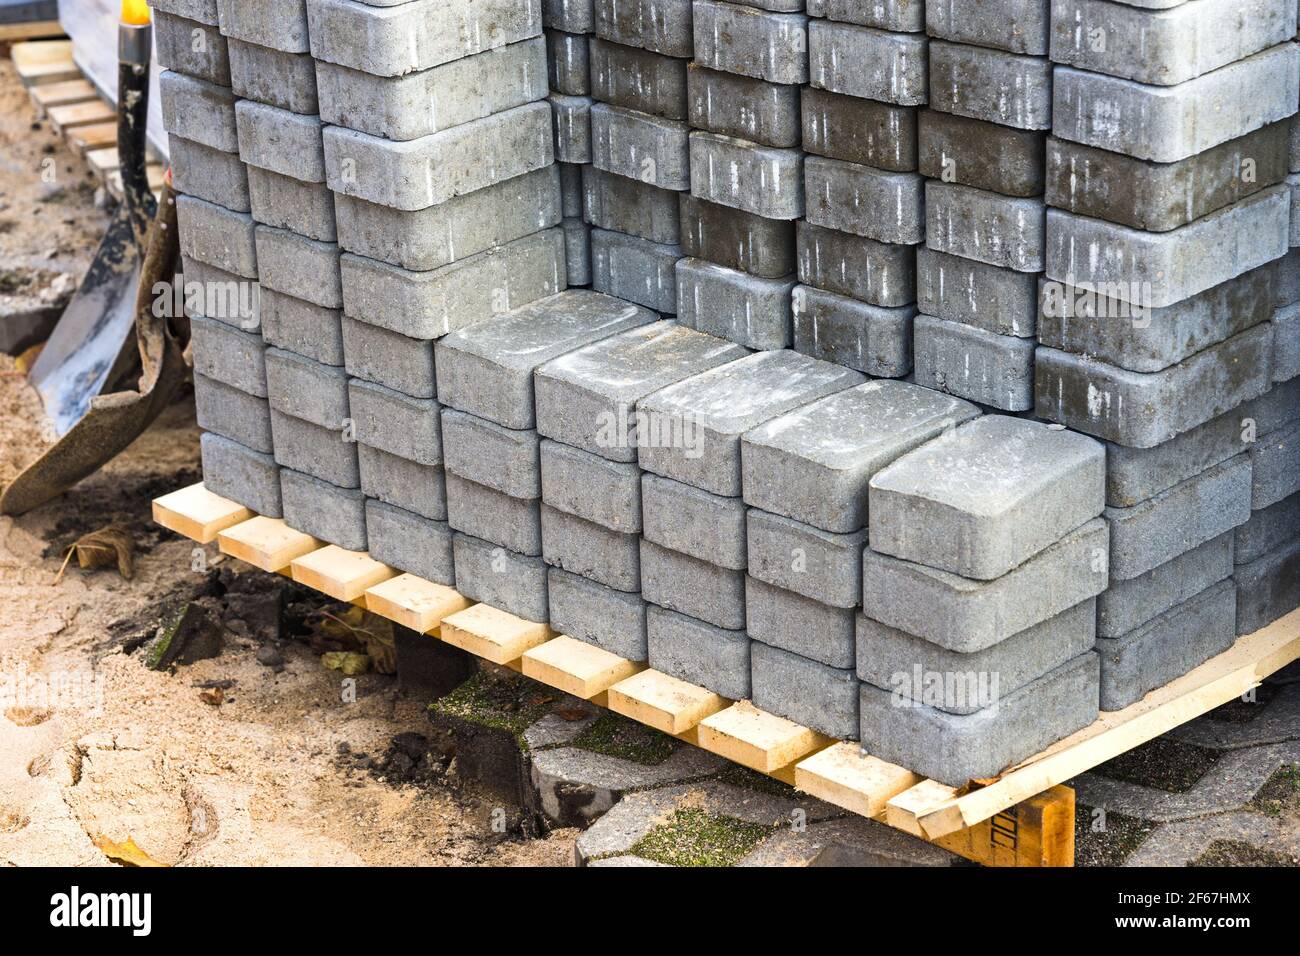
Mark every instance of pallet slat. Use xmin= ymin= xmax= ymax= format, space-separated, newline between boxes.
xmin=439 ymin=604 xmax=552 ymax=666
xmin=521 ymin=636 xmax=643 ymax=701
xmin=607 ymin=668 xmax=729 ymax=736
xmin=68 ymin=120 xmax=117 ymax=155
xmin=794 ymin=742 xmax=923 ymax=820
xmin=697 ymin=701 xmax=833 ymax=781
xmin=290 ymin=545 xmax=395 ymax=602
xmin=217 ymin=516 xmax=320 ymax=572
xmin=363 ymin=574 xmax=470 ymax=633
xmin=0 ymin=20 xmax=64 ymax=43
xmin=152 ymin=482 xmax=253 ymax=544
xmin=12 ymin=39 xmax=78 ymax=86
xmin=30 ymin=77 xmax=97 ymax=115
xmin=47 ymin=98 xmax=115 ymax=134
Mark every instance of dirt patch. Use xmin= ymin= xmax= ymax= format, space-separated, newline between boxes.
xmin=1075 ymin=804 xmax=1158 ymax=867
xmin=1190 ymin=840 xmax=1299 ymax=867
xmin=1090 ymin=737 xmax=1221 ymax=794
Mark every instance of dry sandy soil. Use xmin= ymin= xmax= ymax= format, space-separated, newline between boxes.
xmin=0 ymin=55 xmax=574 ymax=867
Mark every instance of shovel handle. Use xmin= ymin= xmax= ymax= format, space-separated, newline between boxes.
xmin=118 ymin=16 xmax=155 ymax=249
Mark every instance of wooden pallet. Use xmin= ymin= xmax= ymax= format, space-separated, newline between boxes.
xmin=11 ymin=38 xmax=78 ymax=86
xmin=154 ymin=482 xmax=1300 ymax=868
xmin=0 ymin=19 xmax=64 ymax=43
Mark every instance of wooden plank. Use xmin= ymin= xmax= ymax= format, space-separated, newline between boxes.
xmin=439 ymin=604 xmax=552 ymax=666
xmin=47 ymin=98 xmax=114 ymax=133
xmin=289 ymin=545 xmax=395 ymax=602
xmin=607 ymin=669 xmax=728 ymax=736
xmin=84 ymin=146 xmax=120 ymax=181
xmin=885 ymin=779 xmax=961 ymax=838
xmin=915 ymin=608 xmax=1300 ymax=840
xmin=697 ymin=701 xmax=832 ymax=781
xmin=0 ymin=20 xmax=64 ymax=42
xmin=794 ymin=742 xmax=923 ymax=820
xmin=151 ymin=482 xmax=252 ymax=544
xmin=11 ymin=40 xmax=78 ymax=86
xmin=68 ymin=120 xmax=117 ymax=155
xmin=928 ymin=786 xmax=1075 ymax=868
xmin=217 ymin=516 xmax=320 ymax=572
xmin=363 ymin=574 xmax=471 ymax=633
xmin=521 ymin=636 xmax=643 ymax=701
xmin=30 ymin=77 xmax=97 ymax=115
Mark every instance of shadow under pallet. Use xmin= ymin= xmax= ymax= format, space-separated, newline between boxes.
xmin=153 ymin=481 xmax=1300 ymax=868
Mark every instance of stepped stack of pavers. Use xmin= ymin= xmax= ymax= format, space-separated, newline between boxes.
xmin=796 ymin=0 xmax=923 ymax=374
xmin=173 ymin=0 xmax=1300 ymax=790
xmin=913 ymin=0 xmax=1051 ymax=410
xmin=1033 ymin=0 xmax=1300 ymax=710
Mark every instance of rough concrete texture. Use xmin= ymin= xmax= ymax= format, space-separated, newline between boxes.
xmin=1096 ymin=580 xmax=1238 ymax=711
xmin=1051 ymin=46 xmax=1300 ymax=163
xmin=261 ymin=290 xmax=343 ymax=368
xmin=637 ymin=350 xmax=865 ymax=497
xmin=451 ymin=532 xmax=550 ymax=624
xmin=916 ymin=248 xmax=1037 ymax=337
xmin=541 ymin=503 xmax=641 ymax=591
xmin=189 ymin=315 xmax=267 ymax=398
xmin=562 ymin=218 xmax=592 ymax=286
xmin=742 ymin=380 xmax=979 ymax=534
xmin=1098 ymin=532 xmax=1235 ymax=638
xmin=176 ymin=195 xmax=257 ymax=278
xmin=583 ymin=167 xmax=681 ymax=245
xmin=169 ymin=135 xmax=250 ymax=213
xmin=358 ymin=443 xmax=447 ymax=522
xmin=1235 ymin=536 xmax=1300 ymax=635
xmin=269 ymin=410 xmax=359 ymax=489
xmin=545 ymin=0 xmax=594 ymax=33
xmin=548 ymin=568 xmax=649 ymax=660
xmin=801 ymin=87 xmax=917 ymax=173
xmin=1106 ymin=454 xmax=1252 ymax=581
xmin=692 ymin=1 xmax=808 ymax=85
xmin=676 ymin=257 xmax=796 ymax=351
xmin=334 ymin=165 xmax=562 ymax=272
xmin=199 ymin=432 xmax=282 ymax=518
xmin=918 ymin=110 xmax=1047 ymax=199
xmin=590 ymin=103 xmax=690 ymax=191
xmin=1045 ymin=124 xmax=1289 ymax=234
xmin=445 ymin=472 xmax=542 ymax=556
xmin=151 ymin=0 xmax=218 ymax=27
xmin=808 ymin=20 xmax=928 ymax=106
xmin=265 ymin=347 xmax=350 ymax=430
xmin=592 ymin=0 xmax=694 ymax=58
xmin=1277 ymin=300 xmax=1300 ymax=382
xmin=926 ymin=182 xmax=1045 ymax=273
xmin=928 ymin=41 xmax=1053 ymax=130
xmin=159 ymin=71 xmax=238 ymax=153
xmin=791 ymin=285 xmax=914 ymax=377
xmin=747 ymin=509 xmax=867 ymax=608
xmin=540 ymin=439 xmax=643 ymax=532
xmin=534 ymin=320 xmax=749 ymax=462
xmin=234 ymin=100 xmax=325 ymax=182
xmin=1103 ymin=410 xmax=1247 ymax=510
xmin=193 ymin=373 xmax=273 ymax=455
xmin=341 ymin=316 xmax=435 ymax=400
xmin=440 ymin=409 xmax=541 ymax=499
xmin=247 ymin=166 xmax=337 ymax=243
xmin=861 ymin=518 xmax=1110 ymax=651
xmin=752 ymin=642 xmax=858 ymax=740
xmin=928 ymin=0 xmax=1049 ymax=55
xmin=1046 ymin=188 xmax=1290 ymax=309
xmin=647 ymin=605 xmax=751 ymax=699
xmin=689 ymin=132 xmax=805 ymax=220
xmin=857 ymin=599 xmax=1096 ymax=717
xmin=254 ymin=226 xmax=342 ymax=309
xmin=315 ymin=37 xmax=548 ymax=140
xmin=870 ymin=416 xmax=1105 ymax=580
xmin=364 ymin=500 xmax=456 ymax=586
xmin=1049 ymin=0 xmax=1295 ymax=86
xmin=589 ymin=228 xmax=683 ymax=312
xmin=551 ymin=93 xmax=594 ymax=164
xmin=228 ymin=38 xmax=319 ymax=114
xmin=1242 ymin=375 xmax=1300 ymax=434
xmin=1038 ymin=264 xmax=1275 ymax=374
xmin=591 ymin=37 xmax=687 ymax=120
xmin=804 ymin=155 xmax=924 ymax=244
xmin=1235 ymin=490 xmax=1300 ymax=565
xmin=548 ymin=30 xmax=591 ymax=97
xmin=807 ymin=0 xmax=922 ymax=31
xmin=912 ymin=314 xmax=1037 ymax=411
xmin=746 ymin=575 xmax=855 ymax=669
xmin=687 ymin=64 xmax=800 ymax=148
xmin=180 ymin=256 xmax=260 ymax=328
xmin=796 ymin=221 xmax=916 ymax=308
xmin=435 ymin=289 xmax=656 ymax=429
xmin=217 ymin=0 xmax=310 ymax=53
xmin=680 ymin=195 xmax=797 ymax=279
xmin=1251 ymin=418 xmax=1300 ymax=509
xmin=1034 ymin=326 xmax=1275 ymax=448
xmin=347 ymin=379 xmax=442 ymax=467
xmin=307 ymin=0 xmax=543 ymax=76
xmin=641 ymin=473 xmax=746 ymax=569
xmin=640 ymin=539 xmax=746 ymax=630
xmin=859 ymin=652 xmax=1100 ymax=787
xmin=323 ymin=102 xmax=554 ymax=211
xmin=280 ymin=468 xmax=367 ymax=551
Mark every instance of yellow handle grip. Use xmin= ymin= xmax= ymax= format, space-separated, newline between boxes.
xmin=121 ymin=0 xmax=151 ymax=25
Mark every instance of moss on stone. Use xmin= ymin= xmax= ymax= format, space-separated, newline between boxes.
xmin=1075 ymin=804 xmax=1158 ymax=867
xmin=1091 ymin=737 xmax=1219 ymax=794
xmin=570 ymin=713 xmax=675 ymax=766
xmin=1249 ymin=764 xmax=1300 ymax=818
xmin=715 ymin=762 xmax=800 ymax=799
xmin=427 ymin=670 xmax=555 ymax=746
xmin=1191 ymin=839 xmax=1298 ymax=867
xmin=630 ymin=807 xmax=775 ymax=867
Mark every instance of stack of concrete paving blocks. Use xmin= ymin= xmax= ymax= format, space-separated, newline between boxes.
xmin=545 ymin=0 xmax=597 ymax=286
xmin=533 ymin=321 xmax=750 ymax=654
xmin=584 ymin=0 xmax=694 ymax=313
xmin=1034 ymin=0 xmax=1300 ymax=709
xmin=858 ymin=416 xmax=1109 ymax=785
xmin=433 ymin=291 xmax=657 ymax=622
xmin=154 ymin=0 xmax=281 ymax=518
xmin=301 ymin=0 xmax=568 ymax=556
xmin=675 ymin=0 xmax=805 ymax=351
xmin=911 ymin=1 xmax=1051 ymax=410
xmin=797 ymin=0 xmax=925 ymax=374
xmin=635 ymin=350 xmax=865 ymax=700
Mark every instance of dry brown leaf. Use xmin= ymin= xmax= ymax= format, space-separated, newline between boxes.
xmin=55 ymin=525 xmax=135 ymax=584
xmin=554 ymin=704 xmax=591 ymax=722
xmin=93 ymin=834 xmax=169 ymax=868
xmin=199 ymin=687 xmax=224 ymax=706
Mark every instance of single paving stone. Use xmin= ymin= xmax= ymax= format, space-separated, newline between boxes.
xmin=918 ymin=110 xmax=1047 ymax=199
xmin=869 ymin=416 xmax=1106 ymax=580
xmin=265 ymin=347 xmax=350 ymax=430
xmin=640 ymin=540 xmax=746 ymax=630
xmin=583 ymin=167 xmax=681 ymax=245
xmin=912 ymin=314 xmax=1037 ymax=411
xmin=1250 ymin=417 xmax=1300 ymax=509
xmin=176 ymin=195 xmax=257 ymax=278
xmin=1235 ymin=536 xmax=1300 ymax=635
xmin=541 ymin=503 xmax=642 ymax=592
xmin=1276 ymin=299 xmax=1300 ymax=382
xmin=797 ymin=221 xmax=916 ymax=308
xmin=916 ymin=248 xmax=1038 ymax=337
xmin=439 ymin=409 xmax=540 ymax=499
xmin=159 ymin=70 xmax=238 ymax=153
xmin=1235 ymin=490 xmax=1300 ymax=565
xmin=254 ymin=226 xmax=342 ymax=309
xmin=247 ymin=166 xmax=336 ymax=243
xmin=590 ymin=37 xmax=687 ymax=120
xmin=928 ymin=0 xmax=1050 ymax=55
xmin=692 ymin=1 xmax=809 ymax=85
xmin=590 ymin=103 xmax=690 ymax=190
xmin=589 ymin=228 xmax=683 ymax=313
xmin=686 ymin=64 xmax=800 ymax=148
xmin=808 ymin=20 xmax=928 ymax=106
xmin=689 ymin=131 xmax=805 ymax=220
xmin=676 ymin=257 xmax=796 ymax=351
xmin=545 ymin=0 xmax=594 ymax=33
xmin=217 ymin=0 xmax=309 ymax=53
xmin=647 ymin=605 xmax=751 ymax=699
xmin=551 ymin=93 xmax=594 ymax=164
xmin=747 ymin=576 xmax=856 ymax=669
xmin=791 ymin=285 xmax=915 ymax=379
xmin=152 ymin=0 xmax=217 ymax=27
xmin=200 ymin=432 xmax=282 ymax=518
xmin=180 ymin=256 xmax=260 ymax=328
xmin=170 ymin=135 xmax=250 ymax=212
xmin=234 ymin=100 xmax=324 ymax=182
xmin=194 ymin=374 xmax=272 ymax=454
xmin=1098 ymin=532 xmax=1235 ymax=638
xmin=270 ymin=410 xmax=359 ymax=489
xmin=928 ymin=40 xmax=1052 ymax=130
xmin=548 ymin=30 xmax=591 ymax=96
xmin=540 ymin=439 xmax=642 ymax=532
xmin=680 ymin=195 xmax=797 ymax=279
xmin=1242 ymin=376 xmax=1300 ymax=434
xmin=228 ymin=37 xmax=318 ymax=114
xmin=280 ymin=469 xmax=367 ymax=551
xmin=358 ymin=444 xmax=447 ymax=522
xmin=341 ymin=316 xmax=435 ymax=400
xmin=592 ymin=0 xmax=694 ymax=58
xmin=801 ymin=86 xmax=918 ymax=172
xmin=445 ymin=472 xmax=542 ymax=556
xmin=807 ymin=0 xmax=923 ymax=32
xmin=747 ymin=509 xmax=867 ymax=608
xmin=751 ymin=642 xmax=859 ymax=740
xmin=347 ymin=379 xmax=442 ymax=467
xmin=804 ymin=155 xmax=924 ymax=244
xmin=739 ymin=815 xmax=965 ymax=867
xmin=548 ymin=568 xmax=649 ymax=660
xmin=365 ymin=500 xmax=455 ymax=587
xmin=641 ymin=473 xmax=747 ymax=569
xmin=190 ymin=315 xmax=267 ymax=398
xmin=926 ymin=182 xmax=1045 ymax=273
xmin=451 ymin=532 xmax=551 ymax=624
